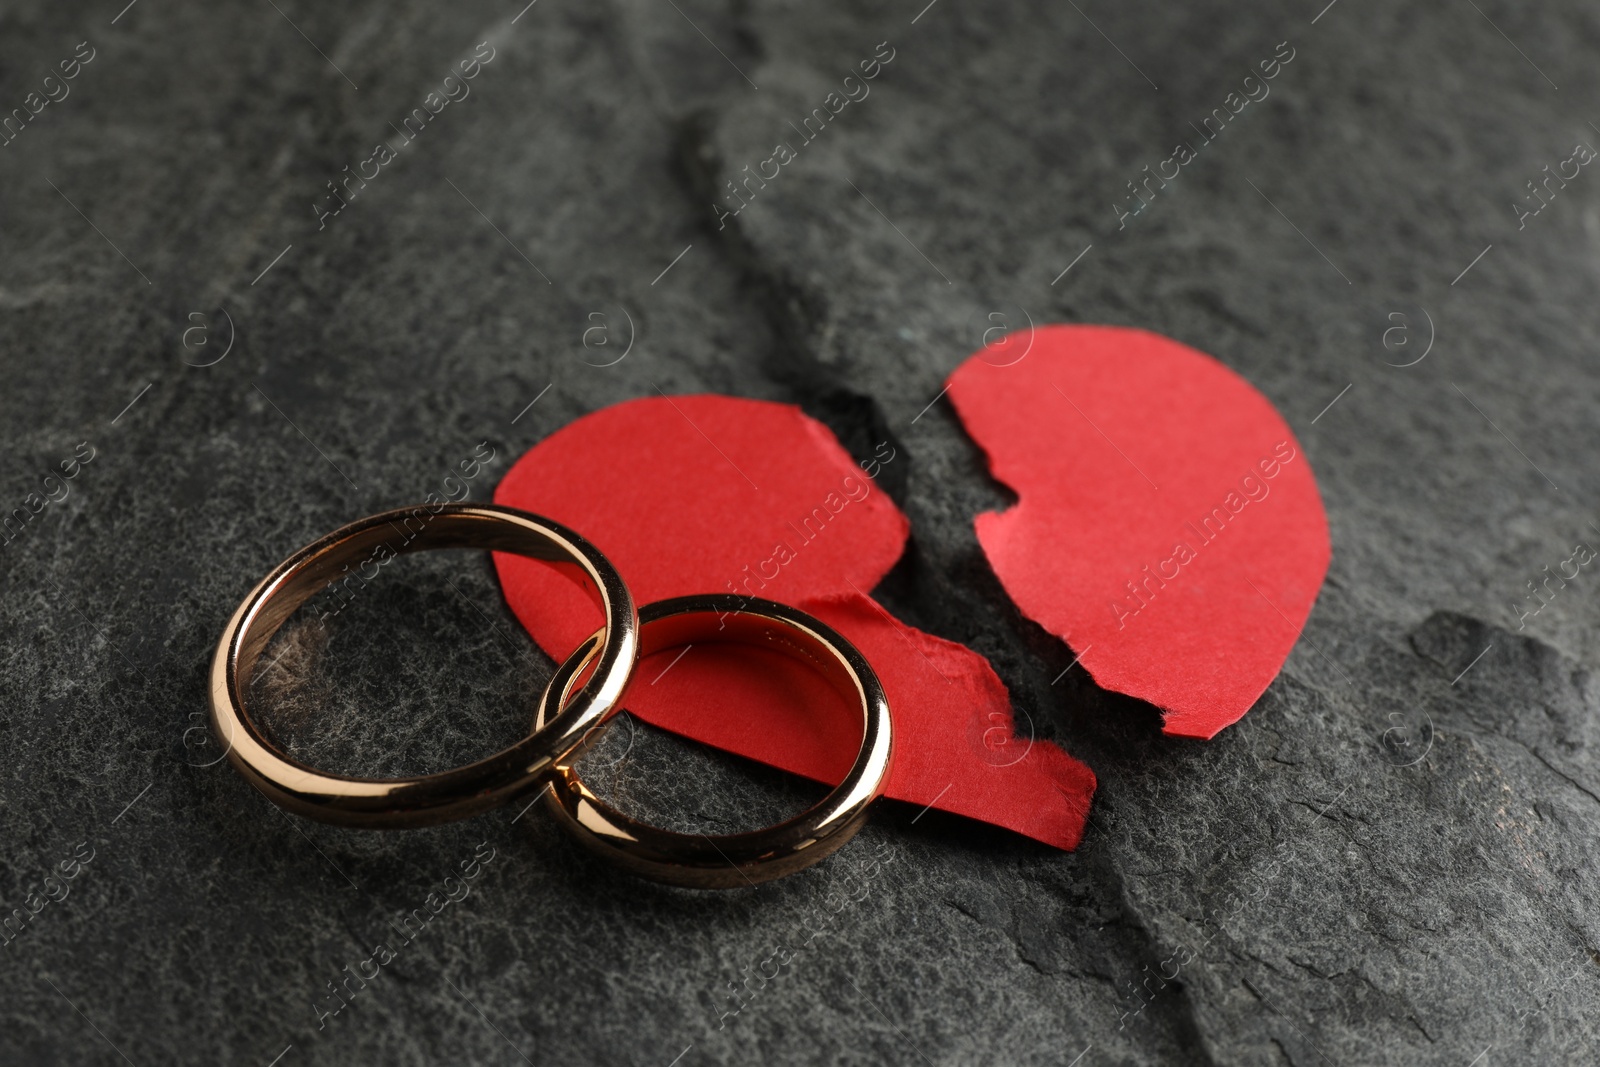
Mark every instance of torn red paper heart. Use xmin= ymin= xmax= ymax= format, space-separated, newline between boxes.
xmin=493 ymin=394 xmax=1096 ymax=849
xmin=947 ymin=324 xmax=1330 ymax=739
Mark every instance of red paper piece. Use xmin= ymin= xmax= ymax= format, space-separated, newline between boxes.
xmin=493 ymin=395 xmax=1096 ymax=849
xmin=947 ymin=325 xmax=1330 ymax=739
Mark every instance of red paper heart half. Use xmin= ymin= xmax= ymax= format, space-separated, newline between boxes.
xmin=947 ymin=325 xmax=1331 ymax=739
xmin=493 ymin=394 xmax=1096 ymax=849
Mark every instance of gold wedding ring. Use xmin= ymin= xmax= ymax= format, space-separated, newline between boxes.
xmin=536 ymin=596 xmax=894 ymax=888
xmin=208 ymin=504 xmax=638 ymax=828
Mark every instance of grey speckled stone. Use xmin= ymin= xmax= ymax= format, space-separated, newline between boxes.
xmin=2 ymin=0 xmax=1599 ymax=1064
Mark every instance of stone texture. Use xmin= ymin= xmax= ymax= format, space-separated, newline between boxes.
xmin=2 ymin=0 xmax=1599 ymax=1064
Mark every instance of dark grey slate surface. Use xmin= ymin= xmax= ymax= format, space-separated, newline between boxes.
xmin=2 ymin=0 xmax=1598 ymax=1063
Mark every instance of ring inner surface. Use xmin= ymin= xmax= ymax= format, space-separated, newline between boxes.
xmin=238 ymin=512 xmax=598 ymax=683
xmin=638 ymin=610 xmax=866 ymax=722
xmin=560 ymin=608 xmax=868 ymax=746
xmin=236 ymin=510 xmax=607 ymax=755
